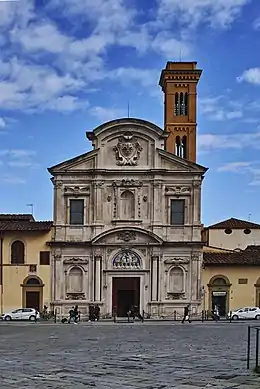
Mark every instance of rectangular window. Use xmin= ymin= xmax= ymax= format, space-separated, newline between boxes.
xmin=170 ymin=199 xmax=185 ymax=225
xmin=238 ymin=278 xmax=248 ymax=284
xmin=40 ymin=251 xmax=50 ymax=265
xmin=69 ymin=199 xmax=84 ymax=225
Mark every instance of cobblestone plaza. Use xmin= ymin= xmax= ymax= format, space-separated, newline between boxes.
xmin=0 ymin=321 xmax=259 ymax=388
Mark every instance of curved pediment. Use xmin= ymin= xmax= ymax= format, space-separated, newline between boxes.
xmin=92 ymin=227 xmax=163 ymax=245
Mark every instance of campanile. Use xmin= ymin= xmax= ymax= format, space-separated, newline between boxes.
xmin=159 ymin=62 xmax=202 ymax=163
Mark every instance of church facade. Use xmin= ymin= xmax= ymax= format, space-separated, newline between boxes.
xmin=48 ymin=62 xmax=207 ymax=318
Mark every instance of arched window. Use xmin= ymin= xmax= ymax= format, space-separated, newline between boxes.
xmin=174 ymin=93 xmax=179 ymax=115
xmin=11 ymin=240 xmax=25 ymax=264
xmin=175 ymin=136 xmax=181 ymax=157
xmin=168 ymin=266 xmax=184 ymax=293
xmin=26 ymin=277 xmax=41 ymax=285
xmin=180 ymin=92 xmax=184 ymax=115
xmin=68 ymin=267 xmax=83 ymax=293
xmin=121 ymin=190 xmax=135 ymax=219
xmin=181 ymin=136 xmax=187 ymax=158
xmin=113 ymin=250 xmax=141 ymax=269
xmin=184 ymin=93 xmax=188 ymax=115
xmin=212 ymin=277 xmax=227 ymax=286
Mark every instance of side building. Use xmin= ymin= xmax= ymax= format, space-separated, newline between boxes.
xmin=0 ymin=214 xmax=52 ymax=314
xmin=202 ymin=217 xmax=260 ymax=250
xmin=48 ymin=61 xmax=208 ymax=319
xmin=202 ymin=245 xmax=260 ymax=316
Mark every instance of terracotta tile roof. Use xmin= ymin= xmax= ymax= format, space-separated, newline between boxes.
xmin=0 ymin=214 xmax=34 ymax=221
xmin=0 ymin=214 xmax=52 ymax=232
xmin=207 ymin=217 xmax=260 ymax=229
xmin=203 ymin=246 xmax=260 ymax=266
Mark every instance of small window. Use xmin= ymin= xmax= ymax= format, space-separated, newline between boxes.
xmin=29 ymin=265 xmax=37 ymax=273
xmin=70 ymin=199 xmax=84 ymax=225
xmin=244 ymin=229 xmax=251 ymax=235
xmin=238 ymin=278 xmax=248 ymax=284
xmin=249 ymin=308 xmax=257 ymax=311
xmin=170 ymin=199 xmax=185 ymax=225
xmin=224 ymin=229 xmax=232 ymax=234
xmin=22 ymin=308 xmax=33 ymax=312
xmin=40 ymin=251 xmax=50 ymax=265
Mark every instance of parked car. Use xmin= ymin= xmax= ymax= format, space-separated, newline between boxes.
xmin=227 ymin=307 xmax=260 ymax=320
xmin=0 ymin=308 xmax=40 ymax=321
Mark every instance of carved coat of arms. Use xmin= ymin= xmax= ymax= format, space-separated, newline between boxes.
xmin=113 ymin=132 xmax=143 ymax=166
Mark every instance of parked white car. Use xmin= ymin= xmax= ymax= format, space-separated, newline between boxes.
xmin=227 ymin=307 xmax=260 ymax=320
xmin=0 ymin=308 xmax=40 ymax=321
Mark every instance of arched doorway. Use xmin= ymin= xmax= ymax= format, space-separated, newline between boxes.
xmin=255 ymin=278 xmax=260 ymax=307
xmin=208 ymin=275 xmax=231 ymax=317
xmin=21 ymin=276 xmax=44 ymax=312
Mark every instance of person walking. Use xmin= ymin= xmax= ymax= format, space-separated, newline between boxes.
xmin=68 ymin=306 xmax=75 ymax=324
xmin=94 ymin=304 xmax=100 ymax=321
xmin=73 ymin=305 xmax=79 ymax=324
xmin=182 ymin=304 xmax=191 ymax=323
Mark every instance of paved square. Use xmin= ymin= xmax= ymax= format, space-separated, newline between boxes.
xmin=0 ymin=321 xmax=259 ymax=388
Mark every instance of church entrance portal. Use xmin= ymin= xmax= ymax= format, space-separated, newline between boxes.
xmin=112 ymin=277 xmax=140 ymax=317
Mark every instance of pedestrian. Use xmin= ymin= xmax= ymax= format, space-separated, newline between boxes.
xmin=94 ymin=304 xmax=100 ymax=321
xmin=182 ymin=304 xmax=191 ymax=323
xmin=68 ymin=306 xmax=75 ymax=324
xmin=73 ymin=305 xmax=79 ymax=324
xmin=131 ymin=305 xmax=144 ymax=322
xmin=89 ymin=304 xmax=95 ymax=322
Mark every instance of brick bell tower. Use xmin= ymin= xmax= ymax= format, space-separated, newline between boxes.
xmin=159 ymin=62 xmax=202 ymax=163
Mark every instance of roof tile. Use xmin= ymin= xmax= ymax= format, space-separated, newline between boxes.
xmin=207 ymin=217 xmax=260 ymax=229
xmin=0 ymin=214 xmax=52 ymax=232
xmin=203 ymin=246 xmax=260 ymax=266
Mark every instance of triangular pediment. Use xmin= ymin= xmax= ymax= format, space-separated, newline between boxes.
xmin=48 ymin=150 xmax=98 ymax=174
xmin=158 ymin=149 xmax=208 ymax=174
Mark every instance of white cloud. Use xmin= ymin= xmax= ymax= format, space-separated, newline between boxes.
xmin=11 ymin=23 xmax=68 ymax=53
xmin=0 ymin=117 xmax=6 ymax=128
xmin=157 ymin=0 xmax=251 ymax=29
xmin=151 ymin=32 xmax=191 ymax=58
xmin=0 ymin=149 xmax=36 ymax=158
xmin=237 ymin=68 xmax=260 ymax=85
xmin=0 ymin=57 xmax=86 ymax=111
xmin=8 ymin=161 xmax=39 ymax=168
xmin=110 ymin=67 xmax=158 ymax=88
xmin=199 ymin=96 xmax=244 ymax=121
xmin=198 ymin=131 xmax=260 ymax=153
xmin=217 ymin=161 xmax=252 ymax=172
xmin=0 ymin=149 xmax=38 ymax=169
xmin=90 ymin=106 xmax=125 ymax=122
xmin=2 ymin=175 xmax=26 ymax=185
xmin=0 ymin=0 xmax=253 ymax=115
xmin=0 ymin=0 xmax=34 ymax=28
xmin=253 ymin=17 xmax=260 ymax=30
xmin=217 ymin=161 xmax=260 ymax=186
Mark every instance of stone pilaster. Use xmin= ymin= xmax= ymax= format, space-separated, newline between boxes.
xmin=54 ymin=181 xmax=64 ymax=224
xmin=151 ymin=255 xmax=159 ymax=301
xmin=53 ymin=252 xmax=62 ymax=301
xmin=153 ymin=182 xmax=162 ymax=224
xmin=94 ymin=181 xmax=104 ymax=222
xmin=94 ymin=256 xmax=102 ymax=301
xmin=193 ymin=181 xmax=201 ymax=224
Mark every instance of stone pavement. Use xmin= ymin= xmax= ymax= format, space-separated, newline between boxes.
xmin=0 ymin=321 xmax=259 ymax=388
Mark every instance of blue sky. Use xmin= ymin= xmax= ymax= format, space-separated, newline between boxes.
xmin=0 ymin=0 xmax=260 ymax=226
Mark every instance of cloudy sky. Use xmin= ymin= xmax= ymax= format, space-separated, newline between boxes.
xmin=0 ymin=0 xmax=260 ymax=225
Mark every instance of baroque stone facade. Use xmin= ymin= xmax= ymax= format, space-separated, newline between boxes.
xmin=48 ymin=118 xmax=207 ymax=318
